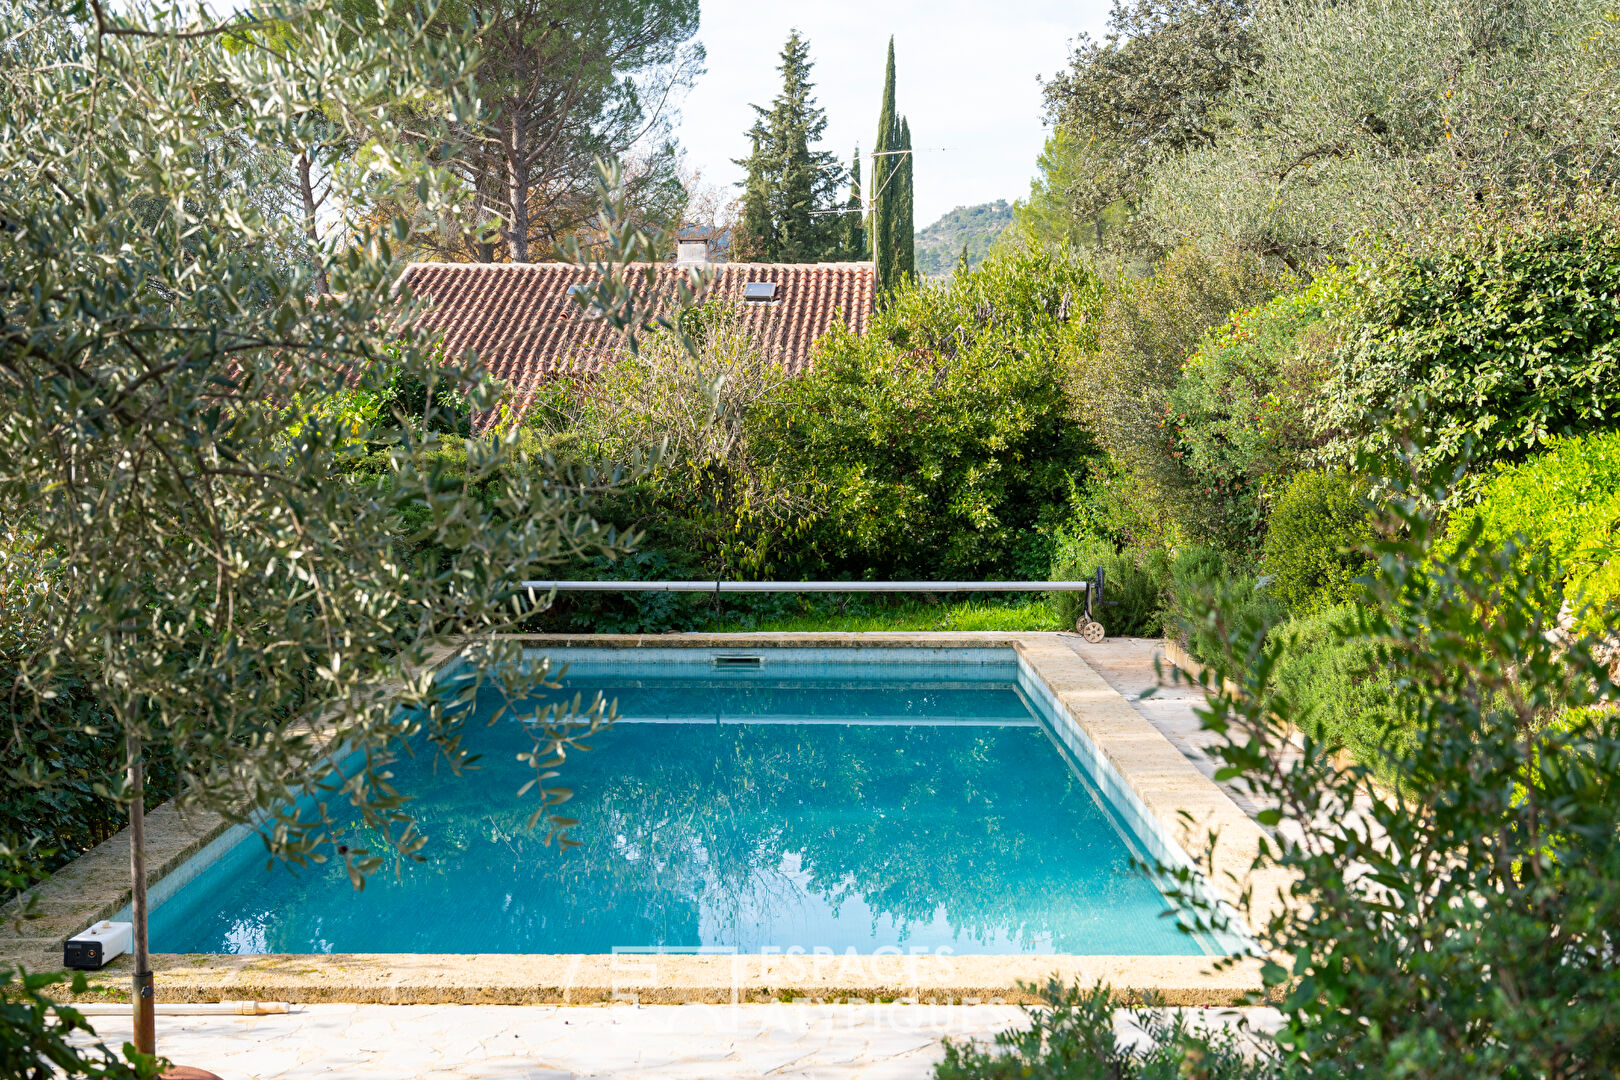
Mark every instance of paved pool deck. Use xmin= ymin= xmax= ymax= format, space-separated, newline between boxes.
xmin=68 ymin=1002 xmax=1283 ymax=1080
xmin=1063 ymin=637 xmax=1286 ymax=824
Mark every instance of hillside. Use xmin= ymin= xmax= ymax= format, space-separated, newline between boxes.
xmin=914 ymin=200 xmax=1014 ymax=278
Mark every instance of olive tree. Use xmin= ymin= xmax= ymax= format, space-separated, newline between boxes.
xmin=0 ymin=0 xmax=691 ymax=1061
xmin=1040 ymin=0 xmax=1257 ymax=258
xmin=1144 ymin=0 xmax=1620 ymax=265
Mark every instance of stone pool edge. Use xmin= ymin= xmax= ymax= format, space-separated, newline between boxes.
xmin=5 ymin=632 xmax=1283 ymax=1006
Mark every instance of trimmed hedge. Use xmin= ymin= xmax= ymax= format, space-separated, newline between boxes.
xmin=1261 ymin=469 xmax=1374 ymax=616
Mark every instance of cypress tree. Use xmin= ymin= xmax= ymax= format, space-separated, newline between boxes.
xmin=733 ymin=31 xmax=843 ymax=262
xmin=870 ymin=39 xmax=916 ymax=293
xmin=872 ymin=38 xmax=898 ymax=290
xmin=895 ymin=116 xmax=915 ymax=282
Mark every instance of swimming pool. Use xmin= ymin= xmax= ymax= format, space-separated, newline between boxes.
xmin=146 ymin=648 xmax=1229 ymax=957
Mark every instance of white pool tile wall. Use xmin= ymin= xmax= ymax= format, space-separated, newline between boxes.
xmin=1014 ymin=653 xmax=1253 ymax=954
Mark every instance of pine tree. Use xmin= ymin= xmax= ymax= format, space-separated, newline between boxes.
xmin=733 ymin=31 xmax=844 ymax=262
xmin=842 ymin=146 xmax=865 ymax=260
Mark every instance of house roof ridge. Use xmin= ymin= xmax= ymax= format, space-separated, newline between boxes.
xmin=399 ymin=260 xmax=878 ymax=272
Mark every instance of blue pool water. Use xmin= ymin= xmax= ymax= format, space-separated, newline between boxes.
xmin=149 ymin=651 xmax=1209 ymax=956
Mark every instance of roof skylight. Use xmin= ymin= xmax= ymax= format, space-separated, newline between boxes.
xmin=567 ymin=283 xmax=604 ymax=319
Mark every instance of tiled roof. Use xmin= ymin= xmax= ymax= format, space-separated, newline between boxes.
xmin=396 ymin=261 xmax=875 ymax=405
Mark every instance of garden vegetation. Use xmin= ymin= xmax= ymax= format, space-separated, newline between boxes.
xmin=2 ymin=0 xmax=1619 ymax=1074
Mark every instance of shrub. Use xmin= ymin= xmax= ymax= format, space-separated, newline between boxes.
xmin=1175 ymin=483 xmax=1620 ymax=1077
xmin=1261 ymin=469 xmax=1374 ymax=616
xmin=1165 ymin=282 xmax=1339 ymax=551
xmin=0 ymin=665 xmax=180 ymax=893
xmin=536 ymin=301 xmax=808 ymax=578
xmin=948 ymin=480 xmax=1620 ymax=1080
xmin=1443 ymin=430 xmax=1620 ymax=634
xmin=1320 ymin=223 xmax=1620 ymax=494
xmin=1165 ymin=545 xmax=1286 ymax=663
xmin=759 ymin=243 xmax=1104 ymax=579
xmin=1267 ymin=604 xmax=1402 ymax=780
xmin=1049 ymin=531 xmax=1166 ymax=638
xmin=534 ymin=548 xmax=712 ymax=634
xmin=1 ymin=530 xmax=178 ymax=892
xmin=0 ymin=964 xmax=159 ymax=1078
xmin=1073 ymin=246 xmax=1297 ymax=547
xmin=936 ymin=979 xmax=1277 ymax=1080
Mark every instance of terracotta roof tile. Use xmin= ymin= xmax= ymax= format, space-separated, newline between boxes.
xmin=397 ymin=261 xmax=876 ymax=409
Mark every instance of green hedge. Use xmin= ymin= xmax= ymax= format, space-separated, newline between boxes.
xmin=1261 ymin=469 xmax=1374 ymax=616
xmin=0 ymin=664 xmax=178 ymax=892
xmin=1048 ymin=532 xmax=1167 ymax=638
xmin=1268 ymin=605 xmax=1403 ymax=781
xmin=1166 ymin=282 xmax=1336 ymax=551
xmin=1322 ymin=224 xmax=1620 ymax=492
xmin=759 ymin=244 xmax=1104 ymax=580
xmin=1163 ymin=544 xmax=1287 ymax=664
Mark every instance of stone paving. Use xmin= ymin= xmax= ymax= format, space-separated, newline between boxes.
xmin=1069 ymin=636 xmax=1382 ymax=855
xmin=70 ymin=1002 xmax=1280 ymax=1080
xmin=1064 ymin=636 xmax=1282 ymax=822
xmin=72 ymin=1002 xmax=1023 ymax=1079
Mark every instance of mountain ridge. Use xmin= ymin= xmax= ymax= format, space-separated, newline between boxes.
xmin=914 ymin=200 xmax=1015 ymax=278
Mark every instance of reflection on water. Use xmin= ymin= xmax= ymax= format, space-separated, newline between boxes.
xmin=150 ymin=671 xmax=1204 ymax=955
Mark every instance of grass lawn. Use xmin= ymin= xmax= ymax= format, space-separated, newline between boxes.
xmin=699 ymin=594 xmax=1066 ymax=633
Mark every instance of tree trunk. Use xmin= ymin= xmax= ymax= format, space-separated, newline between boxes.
xmin=470 ymin=187 xmax=499 ymax=263
xmin=127 ymin=729 xmax=155 ymax=1057
xmin=503 ymin=115 xmax=531 ymax=263
xmin=297 ymin=151 xmax=330 ymax=296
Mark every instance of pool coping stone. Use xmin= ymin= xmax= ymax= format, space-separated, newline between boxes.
xmin=4 ymin=632 xmax=1283 ymax=1006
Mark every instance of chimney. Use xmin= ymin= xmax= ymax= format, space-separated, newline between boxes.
xmin=675 ymin=237 xmax=709 ymax=267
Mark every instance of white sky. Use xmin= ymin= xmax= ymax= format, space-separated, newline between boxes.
xmin=669 ymin=0 xmax=1111 ymax=228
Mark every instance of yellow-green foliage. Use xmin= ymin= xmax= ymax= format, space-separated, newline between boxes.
xmin=1444 ymin=431 xmax=1620 ymax=632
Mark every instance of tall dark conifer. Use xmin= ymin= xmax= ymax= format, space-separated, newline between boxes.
xmin=872 ymin=39 xmax=898 ymax=289
xmin=737 ymin=124 xmax=773 ymax=258
xmin=895 ymin=117 xmax=915 ymax=281
xmin=871 ymin=37 xmax=914 ymax=294
xmin=733 ymin=31 xmax=843 ymax=262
